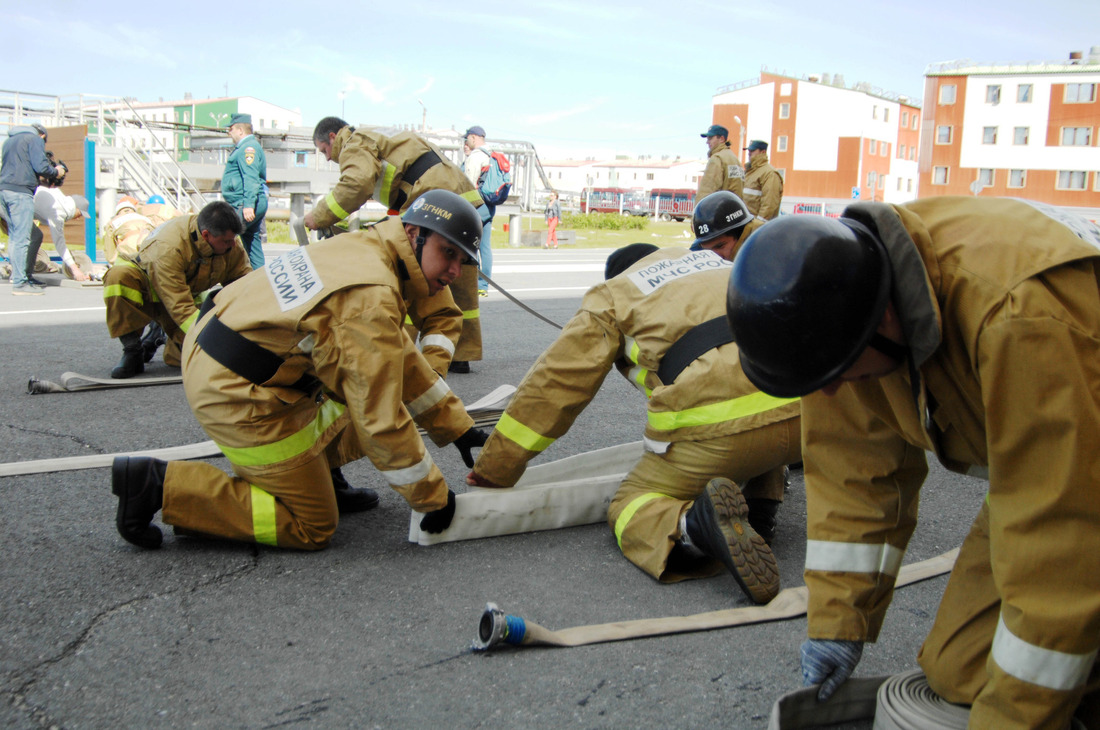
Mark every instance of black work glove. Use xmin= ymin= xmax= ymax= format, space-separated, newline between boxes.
xmin=419 ymin=490 xmax=456 ymax=533
xmin=453 ymin=427 xmax=488 ymax=468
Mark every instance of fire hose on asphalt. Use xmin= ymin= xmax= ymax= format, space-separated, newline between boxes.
xmin=1 ymin=385 xmax=514 ymax=478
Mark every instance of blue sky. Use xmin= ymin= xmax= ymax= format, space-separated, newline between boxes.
xmin=3 ymin=0 xmax=1096 ymax=160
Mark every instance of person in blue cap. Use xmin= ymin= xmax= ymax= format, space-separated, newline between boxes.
xmin=221 ymin=113 xmax=268 ymax=268
xmin=697 ymin=124 xmax=743 ymax=202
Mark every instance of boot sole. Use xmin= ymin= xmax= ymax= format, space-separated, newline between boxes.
xmin=700 ymin=479 xmax=779 ymax=604
xmin=112 ymin=456 xmax=163 ymax=549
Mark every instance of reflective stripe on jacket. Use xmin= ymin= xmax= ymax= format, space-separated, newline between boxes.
xmin=474 ymin=247 xmax=799 ymax=487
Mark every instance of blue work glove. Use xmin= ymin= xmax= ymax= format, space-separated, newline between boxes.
xmin=453 ymin=427 xmax=488 ymax=468
xmin=800 ymin=638 xmax=864 ymax=701
xmin=419 ymin=490 xmax=457 ymax=534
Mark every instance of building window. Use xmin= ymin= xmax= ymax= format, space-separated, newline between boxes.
xmin=933 ymin=166 xmax=949 ymax=185
xmin=978 ymin=169 xmax=994 ymax=187
xmin=867 ymin=171 xmax=877 ymax=187
xmin=1017 ymin=84 xmax=1033 ymax=103
xmin=259 ymin=118 xmax=265 ymax=127
xmin=779 ymin=103 xmax=790 ymax=119
xmin=1014 ymin=126 xmax=1029 ymax=145
xmin=868 ymin=139 xmax=877 ymax=154
xmin=295 ymin=151 xmax=307 ymax=166
xmin=884 ymin=108 xmax=890 ymax=122
xmin=1008 ymin=169 xmax=1026 ymax=188
xmin=872 ymin=105 xmax=878 ymax=120
xmin=1065 ymin=83 xmax=1097 ymax=103
xmin=646 ymin=173 xmax=654 ymax=180
xmin=902 ymin=110 xmax=909 ymax=126
xmin=878 ymin=174 xmax=885 ymax=189
xmin=897 ymin=177 xmax=903 ymax=191
xmin=909 ymin=147 xmax=916 ymax=160
xmin=777 ymin=135 xmax=788 ymax=152
xmin=986 ymin=85 xmax=1001 ymax=104
xmin=907 ymin=179 xmax=913 ymax=193
xmin=881 ymin=142 xmax=889 ymax=156
xmin=1062 ymin=127 xmax=1092 ymax=146
xmin=898 ymin=144 xmax=906 ymax=158
xmin=780 ymin=83 xmax=792 ymax=96
xmin=912 ymin=115 xmax=919 ymax=130
xmin=982 ymin=126 xmax=998 ymax=144
xmin=939 ymin=84 xmax=957 ymax=104
xmin=1057 ymin=171 xmax=1088 ymax=190
xmin=936 ymin=125 xmax=952 ymax=144
xmin=184 ymin=111 xmax=190 ymax=123
xmin=777 ymin=169 xmax=786 ymax=179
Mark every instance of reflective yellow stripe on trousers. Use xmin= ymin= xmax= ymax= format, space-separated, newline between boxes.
xmin=250 ymin=485 xmax=278 ymax=546
xmin=102 ymin=258 xmax=153 ymax=306
xmin=216 ymin=399 xmax=346 ymax=467
xmin=647 ymin=392 xmax=798 ymax=432
xmin=614 ymin=492 xmax=668 ymax=550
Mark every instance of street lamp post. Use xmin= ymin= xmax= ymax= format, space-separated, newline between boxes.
xmin=417 ymin=99 xmax=426 ymax=132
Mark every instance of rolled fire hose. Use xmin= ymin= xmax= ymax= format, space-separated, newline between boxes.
xmin=472 ymin=549 xmax=959 ymax=652
xmin=1 ymin=385 xmax=514 ymax=478
xmin=769 ymin=670 xmax=1087 ymax=730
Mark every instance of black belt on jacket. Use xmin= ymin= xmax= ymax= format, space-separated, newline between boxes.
xmin=656 ymin=316 xmax=735 ymax=385
xmin=390 ymin=149 xmax=442 ymax=211
xmin=195 ymin=294 xmax=320 ymax=393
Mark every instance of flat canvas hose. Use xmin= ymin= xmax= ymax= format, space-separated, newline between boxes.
xmin=478 ymin=269 xmax=563 ymax=330
xmin=1 ymin=385 xmax=515 ymax=478
xmin=473 ymin=549 xmax=959 ymax=651
xmin=28 ymin=372 xmax=183 ymax=394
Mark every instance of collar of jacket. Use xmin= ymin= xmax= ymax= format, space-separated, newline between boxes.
xmin=709 ymin=142 xmax=732 ymax=158
xmin=747 ymin=153 xmax=769 ymax=170
xmin=330 ymin=126 xmax=354 ymax=163
xmin=235 ymin=134 xmax=257 ymax=150
xmin=189 ymin=216 xmax=216 ymax=258
xmin=842 ymin=202 xmax=942 ymax=371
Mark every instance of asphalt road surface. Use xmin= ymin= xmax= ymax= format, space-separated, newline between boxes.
xmin=0 ymin=244 xmax=986 ymax=729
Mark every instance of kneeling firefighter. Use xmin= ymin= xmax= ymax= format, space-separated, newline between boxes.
xmin=111 ymin=190 xmax=488 ymax=550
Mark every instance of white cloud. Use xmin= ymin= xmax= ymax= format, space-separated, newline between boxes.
xmin=523 ymin=99 xmax=608 ymax=125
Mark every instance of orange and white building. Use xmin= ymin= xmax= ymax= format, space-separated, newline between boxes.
xmin=711 ymin=70 xmax=922 ymax=209
xmin=920 ymin=49 xmax=1100 ymax=210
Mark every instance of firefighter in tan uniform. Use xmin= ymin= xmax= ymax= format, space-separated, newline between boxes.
xmin=102 ymin=197 xmax=154 ymax=264
xmin=741 ymin=140 xmax=783 ymax=220
xmin=726 ymin=197 xmax=1100 ymax=728
xmin=304 ymin=116 xmax=485 ymax=373
xmin=140 ymin=195 xmax=183 ymax=227
xmin=689 ymin=191 xmax=765 ymax=256
xmin=469 ymin=238 xmax=800 ymax=605
xmin=102 ymin=201 xmax=252 ymax=379
xmin=110 ymin=191 xmax=489 ymax=551
xmin=696 ymin=124 xmax=744 ymax=201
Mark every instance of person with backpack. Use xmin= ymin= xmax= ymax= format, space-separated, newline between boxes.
xmin=544 ymin=191 xmax=561 ymax=249
xmin=461 ymin=125 xmax=510 ymax=295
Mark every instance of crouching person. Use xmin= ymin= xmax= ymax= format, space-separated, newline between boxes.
xmin=110 ymin=191 xmax=488 ymax=550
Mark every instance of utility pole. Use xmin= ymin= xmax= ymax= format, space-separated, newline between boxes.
xmin=417 ymin=99 xmax=427 ymax=132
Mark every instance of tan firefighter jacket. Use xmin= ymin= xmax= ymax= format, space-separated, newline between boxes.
xmin=183 ymin=238 xmax=474 ymax=513
xmin=801 ymin=197 xmax=1100 ymax=729
xmin=121 ymin=214 xmax=251 ymax=332
xmin=341 ymin=216 xmax=462 ymax=378
xmin=743 ymin=154 xmax=783 ymax=220
xmin=139 ymin=201 xmax=183 ymax=227
xmin=309 ymin=127 xmax=484 ymax=228
xmin=102 ymin=210 xmax=154 ymax=264
xmin=697 ymin=143 xmax=744 ymax=200
xmin=474 ymin=248 xmax=800 ymax=487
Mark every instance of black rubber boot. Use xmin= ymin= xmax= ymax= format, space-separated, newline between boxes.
xmin=140 ymin=322 xmax=167 ymax=363
xmin=448 ymin=360 xmax=471 ymax=374
xmin=111 ymin=332 xmax=145 ymax=379
xmin=682 ymin=478 xmax=780 ymax=604
xmin=112 ymin=456 xmax=167 ymax=549
xmin=746 ymin=498 xmax=782 ymax=545
xmin=331 ymin=467 xmax=380 ymax=514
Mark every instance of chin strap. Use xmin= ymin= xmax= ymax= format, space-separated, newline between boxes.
xmin=868 ymin=331 xmax=907 ymax=364
xmin=414 ymin=233 xmax=426 ymax=266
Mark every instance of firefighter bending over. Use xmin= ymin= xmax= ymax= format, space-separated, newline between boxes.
xmin=102 ymin=200 xmax=251 ymax=379
xmin=468 ymin=237 xmax=800 ymax=605
xmin=304 ymin=116 xmax=486 ymax=374
xmin=726 ymin=197 xmax=1100 ymax=728
xmin=110 ymin=191 xmax=488 ymax=551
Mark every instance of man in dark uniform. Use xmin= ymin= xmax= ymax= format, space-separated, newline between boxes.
xmin=222 ymin=113 xmax=268 ymax=268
